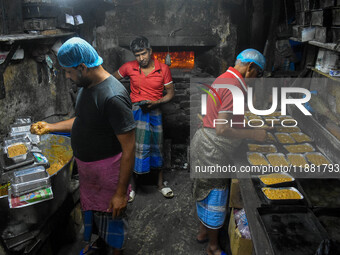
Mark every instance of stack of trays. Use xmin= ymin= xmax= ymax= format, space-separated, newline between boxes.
xmin=10 ymin=165 xmax=50 ymax=196
xmin=256 ymin=173 xmax=305 ymax=205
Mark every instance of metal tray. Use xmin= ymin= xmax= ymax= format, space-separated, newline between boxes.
xmin=266 ymin=153 xmax=290 ymax=167
xmin=247 ymin=152 xmax=269 ymax=166
xmin=9 ymin=124 xmax=31 ymax=134
xmin=261 ymin=187 xmax=304 ymax=205
xmin=248 ymin=144 xmax=277 ymax=153
xmin=258 ymin=172 xmax=295 ymax=187
xmin=304 ymin=152 xmax=332 ymax=166
xmin=11 ymin=177 xmax=50 ymax=196
xmin=290 ymin=132 xmax=313 ymax=143
xmin=11 ymin=165 xmax=48 ymax=184
xmin=14 ymin=116 xmax=32 ymax=125
xmin=275 ymin=126 xmax=301 ymax=133
xmin=274 ymin=132 xmax=296 ymax=144
xmin=286 ymin=153 xmax=309 ymax=167
xmin=265 ymin=132 xmax=276 ymax=143
xmin=283 ymin=143 xmax=315 ymax=153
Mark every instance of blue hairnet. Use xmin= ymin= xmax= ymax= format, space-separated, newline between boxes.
xmin=236 ymin=49 xmax=266 ymax=70
xmin=57 ymin=37 xmax=103 ymax=68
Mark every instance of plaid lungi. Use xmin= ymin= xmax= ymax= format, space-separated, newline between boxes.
xmin=133 ymin=105 xmax=163 ymax=174
xmin=83 ymin=211 xmax=128 ymax=249
xmin=196 ymin=188 xmax=229 ymax=229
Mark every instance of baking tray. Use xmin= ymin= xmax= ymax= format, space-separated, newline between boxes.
xmin=275 ymin=126 xmax=301 ymax=133
xmin=274 ymin=132 xmax=296 ymax=144
xmin=251 ymin=178 xmax=305 ymax=207
xmin=10 ymin=166 xmax=50 ymax=196
xmin=11 ymin=165 xmax=47 ymax=183
xmin=297 ymin=179 xmax=340 ymax=208
xmin=266 ymin=153 xmax=290 ymax=167
xmin=283 ymin=143 xmax=315 ymax=153
xmin=304 ymin=152 xmax=332 ymax=166
xmin=257 ymin=206 xmax=329 ymax=255
xmin=286 ymin=153 xmax=309 ymax=167
xmin=290 ymin=132 xmax=313 ymax=143
xmin=258 ymin=172 xmax=295 ymax=187
xmin=247 ymin=152 xmax=269 ymax=166
xmin=248 ymin=144 xmax=277 ymax=153
xmin=0 ymin=151 xmax=35 ymax=172
xmin=11 ymin=176 xmax=50 ymax=196
xmin=261 ymin=187 xmax=304 ymax=205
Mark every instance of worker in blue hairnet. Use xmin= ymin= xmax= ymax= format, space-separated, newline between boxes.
xmin=191 ymin=49 xmax=266 ymax=255
xmin=30 ymin=37 xmax=136 ymax=255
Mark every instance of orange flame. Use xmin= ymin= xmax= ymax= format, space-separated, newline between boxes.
xmin=153 ymin=51 xmax=194 ymax=69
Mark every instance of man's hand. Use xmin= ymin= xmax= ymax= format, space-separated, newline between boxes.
xmin=108 ymin=192 xmax=128 ymax=219
xmin=146 ymin=100 xmax=160 ymax=109
xmin=30 ymin=121 xmax=50 ymax=135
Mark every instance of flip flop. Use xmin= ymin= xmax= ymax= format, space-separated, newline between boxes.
xmin=79 ymin=244 xmax=99 ymax=255
xmin=128 ymin=190 xmax=136 ymax=203
xmin=159 ymin=187 xmax=174 ymax=198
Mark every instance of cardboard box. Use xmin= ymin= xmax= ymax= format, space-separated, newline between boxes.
xmin=229 ymin=179 xmax=243 ymax=209
xmin=228 ymin=208 xmax=253 ymax=255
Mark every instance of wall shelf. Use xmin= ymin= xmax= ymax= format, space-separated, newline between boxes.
xmin=0 ymin=32 xmax=74 ymax=44
xmin=308 ymin=40 xmax=340 ymax=53
xmin=308 ymin=66 xmax=340 ymax=83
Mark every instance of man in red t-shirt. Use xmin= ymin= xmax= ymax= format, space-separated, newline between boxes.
xmin=114 ymin=36 xmax=175 ymax=201
xmin=192 ymin=49 xmax=267 ymax=255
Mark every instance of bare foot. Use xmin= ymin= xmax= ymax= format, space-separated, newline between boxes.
xmin=196 ymin=232 xmax=208 ymax=242
xmin=207 ymin=245 xmax=223 ymax=255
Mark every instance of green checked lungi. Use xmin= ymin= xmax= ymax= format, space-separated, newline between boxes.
xmin=132 ymin=104 xmax=163 ymax=174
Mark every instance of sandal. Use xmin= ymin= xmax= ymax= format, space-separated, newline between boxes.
xmin=79 ymin=241 xmax=99 ymax=255
xmin=159 ymin=187 xmax=174 ymax=198
xmin=128 ymin=190 xmax=136 ymax=203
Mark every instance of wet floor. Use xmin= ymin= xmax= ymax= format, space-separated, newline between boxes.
xmin=56 ymin=170 xmax=229 ymax=255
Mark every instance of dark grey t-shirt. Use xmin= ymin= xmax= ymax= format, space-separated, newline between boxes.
xmin=72 ymin=76 xmax=136 ymax=162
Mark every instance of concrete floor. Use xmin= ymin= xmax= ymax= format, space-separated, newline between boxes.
xmin=56 ymin=170 xmax=229 ymax=255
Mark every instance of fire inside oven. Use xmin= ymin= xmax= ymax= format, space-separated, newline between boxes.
xmin=153 ymin=51 xmax=194 ymax=69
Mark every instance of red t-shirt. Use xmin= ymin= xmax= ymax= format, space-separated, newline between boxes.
xmin=118 ymin=58 xmax=173 ymax=103
xmin=203 ymin=67 xmax=247 ymax=129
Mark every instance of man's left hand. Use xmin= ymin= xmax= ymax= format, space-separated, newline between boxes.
xmin=146 ymin=100 xmax=160 ymax=109
xmin=108 ymin=192 xmax=127 ymax=219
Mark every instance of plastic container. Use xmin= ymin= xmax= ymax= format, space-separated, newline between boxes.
xmin=10 ymin=165 xmax=50 ymax=196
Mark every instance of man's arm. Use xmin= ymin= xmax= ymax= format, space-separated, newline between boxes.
xmin=147 ymin=83 xmax=175 ymax=108
xmin=215 ymin=112 xmax=266 ymax=141
xmin=113 ymin=71 xmax=123 ymax=81
xmin=31 ymin=118 xmax=75 ymax=135
xmin=108 ymin=129 xmax=135 ymax=218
